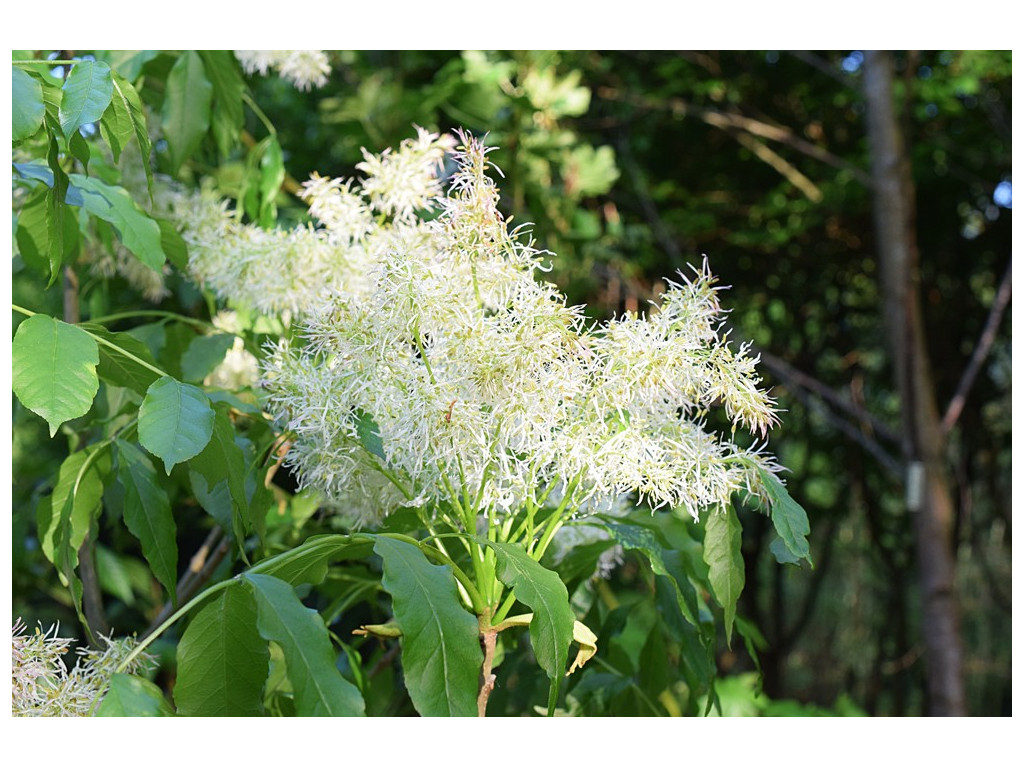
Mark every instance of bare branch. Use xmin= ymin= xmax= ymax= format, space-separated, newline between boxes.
xmin=941 ymin=259 xmax=1012 ymax=434
xmin=755 ymin=347 xmax=901 ymax=445
xmin=595 ymin=86 xmax=872 ymax=187
xmin=143 ymin=526 xmax=230 ymax=638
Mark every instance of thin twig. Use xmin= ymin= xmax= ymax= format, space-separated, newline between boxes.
xmin=596 ymin=86 xmax=872 ymax=187
xmin=755 ymin=347 xmax=901 ymax=445
xmin=774 ymin=368 xmax=903 ymax=477
xmin=941 ymin=260 xmax=1012 ymax=434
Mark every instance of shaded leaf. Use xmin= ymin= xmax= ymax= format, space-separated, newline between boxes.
xmin=157 ymin=218 xmax=188 ymax=271
xmin=244 ymin=573 xmax=365 ymax=716
xmin=188 ymin=407 xmax=248 ymax=542
xmin=95 ymin=673 xmax=174 ymax=716
xmin=373 ymin=537 xmax=481 ymax=717
xmin=79 ymin=322 xmax=161 ymax=394
xmin=175 ymin=584 xmax=268 ymax=716
xmin=181 ymin=333 xmax=236 ymax=382
xmin=198 ymin=50 xmax=246 ymax=157
xmin=12 ymin=162 xmax=85 ymax=205
xmin=115 ymin=439 xmax=178 ymax=599
xmin=69 ymin=174 xmax=165 ymax=270
xmin=46 ymin=135 xmax=70 ymax=285
xmin=601 ymin=519 xmax=700 ymax=627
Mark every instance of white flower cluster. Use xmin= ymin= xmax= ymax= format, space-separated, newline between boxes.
xmin=175 ymin=127 xmax=454 ymax=318
xmin=11 ymin=618 xmax=153 ymax=716
xmin=234 ymin=50 xmax=331 ymax=91
xmin=261 ymin=130 xmax=782 ymax=525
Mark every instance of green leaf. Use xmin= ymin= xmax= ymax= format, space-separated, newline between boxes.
xmin=99 ymin=79 xmax=136 ymax=162
xmin=198 ymin=50 xmax=246 ymax=157
xmin=138 ymin=377 xmax=215 ymax=473
xmin=109 ymin=71 xmax=153 ymax=193
xmin=157 ymin=218 xmax=188 ymax=271
xmin=69 ymin=130 xmax=91 ymax=172
xmin=373 ymin=537 xmax=481 ymax=717
xmin=487 ymin=541 xmax=574 ymax=682
xmin=46 ymin=135 xmax=70 ymax=286
xmin=756 ymin=468 xmax=814 ymax=567
xmin=38 ymin=444 xmax=109 ymax=568
xmin=95 ymin=673 xmax=174 ymax=716
xmin=180 ymin=333 xmax=236 ymax=383
xmin=12 ymin=314 xmax=99 ymax=437
xmin=115 ymin=439 xmax=178 ymax=599
xmin=244 ymin=573 xmax=365 ymax=716
xmin=12 ymin=163 xmax=85 ymax=205
xmin=188 ymin=470 xmax=233 ymax=532
xmin=702 ymin=507 xmax=745 ymax=646
xmin=59 ymin=60 xmax=113 ymax=140
xmin=97 ymin=50 xmax=158 ymax=81
xmin=78 ymin=323 xmax=162 ymax=394
xmin=601 ymin=519 xmax=700 ymax=627
xmin=175 ymin=584 xmax=268 ymax=716
xmin=770 ymin=536 xmax=803 ymax=565
xmin=353 ymin=408 xmax=385 ymax=461
xmin=69 ymin=174 xmax=165 ymax=270
xmin=161 ymin=51 xmax=212 ymax=174
xmin=94 ymin=544 xmax=138 ymax=605
xmin=251 ymin=534 xmax=373 ymax=588
xmin=13 ymin=66 xmax=45 ymax=141
xmin=15 ymin=187 xmax=56 ymax=277
xmin=258 ymin=136 xmax=284 ymax=227
xmin=188 ymin=407 xmax=248 ymax=543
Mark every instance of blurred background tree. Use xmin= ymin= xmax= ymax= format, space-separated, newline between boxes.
xmin=13 ymin=49 xmax=1010 ymax=716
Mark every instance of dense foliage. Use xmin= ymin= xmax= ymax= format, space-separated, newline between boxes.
xmin=11 ymin=49 xmax=1010 ymax=717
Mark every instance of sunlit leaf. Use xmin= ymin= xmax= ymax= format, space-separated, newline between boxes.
xmin=12 ymin=314 xmax=99 ymax=437
xmin=13 ymin=66 xmax=45 ymax=141
xmin=161 ymin=51 xmax=212 ymax=174
xmin=702 ymin=506 xmax=744 ymax=645
xmin=59 ymin=60 xmax=113 ymax=140
xmin=138 ymin=377 xmax=215 ymax=473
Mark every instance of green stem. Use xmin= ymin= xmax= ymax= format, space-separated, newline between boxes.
xmin=242 ymin=92 xmax=277 ymax=138
xmin=85 ymin=310 xmax=215 ymax=331
xmin=86 ymin=330 xmax=170 ymax=379
xmin=13 ymin=304 xmax=171 ymax=380
xmin=13 ymin=59 xmax=78 ymax=66
xmin=116 ymin=578 xmax=234 ymax=675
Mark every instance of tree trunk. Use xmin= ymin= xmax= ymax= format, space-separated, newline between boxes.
xmin=863 ymin=50 xmax=966 ymax=716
